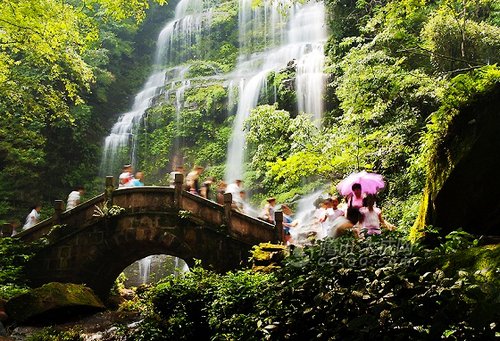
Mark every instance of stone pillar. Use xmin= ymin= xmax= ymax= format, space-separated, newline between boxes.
xmin=223 ymin=192 xmax=233 ymax=230
xmin=274 ymin=211 xmax=284 ymax=243
xmin=53 ymin=200 xmax=65 ymax=225
xmin=174 ymin=173 xmax=184 ymax=208
xmin=1 ymin=223 xmax=12 ymax=238
xmin=104 ymin=176 xmax=114 ymax=210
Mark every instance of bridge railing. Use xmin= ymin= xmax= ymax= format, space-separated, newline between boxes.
xmin=15 ymin=175 xmax=283 ymax=244
xmin=15 ymin=194 xmax=106 ymax=242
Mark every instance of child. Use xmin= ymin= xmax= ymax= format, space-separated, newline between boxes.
xmin=359 ymin=194 xmax=387 ymax=236
xmin=324 ymin=196 xmax=345 ymax=223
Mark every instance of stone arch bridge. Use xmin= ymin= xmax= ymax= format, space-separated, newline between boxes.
xmin=14 ymin=175 xmax=283 ymax=297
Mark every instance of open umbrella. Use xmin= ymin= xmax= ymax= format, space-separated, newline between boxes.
xmin=336 ymin=171 xmax=385 ymax=196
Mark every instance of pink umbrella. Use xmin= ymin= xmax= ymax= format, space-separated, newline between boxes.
xmin=336 ymin=171 xmax=385 ymax=196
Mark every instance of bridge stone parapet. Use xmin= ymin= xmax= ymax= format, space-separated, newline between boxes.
xmin=17 ymin=177 xmax=281 ymax=298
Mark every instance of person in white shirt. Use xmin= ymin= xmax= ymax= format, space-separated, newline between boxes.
xmin=225 ymin=179 xmax=243 ymax=196
xmin=232 ymin=190 xmax=247 ymax=214
xmin=66 ymin=186 xmax=85 ymax=210
xmin=326 ymin=207 xmax=361 ymax=239
xmin=259 ymin=197 xmax=277 ymax=223
xmin=325 ymin=197 xmax=345 ymax=223
xmin=119 ymin=164 xmax=133 ymax=187
xmin=22 ymin=204 xmax=42 ymax=231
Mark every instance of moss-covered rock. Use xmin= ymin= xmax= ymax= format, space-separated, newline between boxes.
xmin=439 ymin=244 xmax=500 ymax=283
xmin=5 ymin=283 xmax=105 ymax=323
xmin=250 ymin=243 xmax=286 ymax=271
xmin=412 ymin=67 xmax=500 ymax=240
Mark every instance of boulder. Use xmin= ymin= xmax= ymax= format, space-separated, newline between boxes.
xmin=413 ymin=81 xmax=500 ymax=240
xmin=5 ymin=282 xmax=105 ymax=323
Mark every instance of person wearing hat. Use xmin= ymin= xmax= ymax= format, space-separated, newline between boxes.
xmin=119 ymin=164 xmax=133 ymax=187
xmin=200 ymin=176 xmax=215 ymax=200
xmin=259 ymin=197 xmax=277 ymax=224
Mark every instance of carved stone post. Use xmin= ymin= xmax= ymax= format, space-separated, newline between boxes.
xmin=1 ymin=223 xmax=12 ymax=238
xmin=223 ymin=192 xmax=233 ymax=230
xmin=104 ymin=176 xmax=114 ymax=210
xmin=274 ymin=211 xmax=284 ymax=243
xmin=174 ymin=173 xmax=184 ymax=208
xmin=53 ymin=200 xmax=65 ymax=225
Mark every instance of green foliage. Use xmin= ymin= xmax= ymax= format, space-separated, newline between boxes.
xmin=110 ymin=272 xmax=128 ymax=296
xmin=92 ymin=202 xmax=126 ymax=217
xmin=144 ymin=265 xmax=220 ymax=339
xmin=0 ymin=0 xmax=167 ymax=220
xmin=185 ymin=60 xmax=227 ymax=78
xmin=136 ymin=82 xmax=230 ymax=183
xmin=26 ymin=327 xmax=83 ymax=341
xmin=437 ymin=229 xmax=479 ymax=254
xmin=421 ymin=65 xmax=500 ymax=192
xmin=421 ymin=0 xmax=500 ymax=72
xmin=0 ymin=238 xmax=44 ymax=300
xmin=128 ymin=234 xmax=499 ymax=340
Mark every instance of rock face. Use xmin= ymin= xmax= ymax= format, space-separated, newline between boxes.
xmin=413 ymin=83 xmax=500 ymax=239
xmin=5 ymin=282 xmax=105 ymax=323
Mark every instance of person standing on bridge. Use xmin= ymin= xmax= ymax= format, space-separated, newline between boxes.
xmin=200 ymin=176 xmax=215 ymax=200
xmin=131 ymin=171 xmax=145 ymax=186
xmin=66 ymin=186 xmax=85 ymax=210
xmin=22 ymin=204 xmax=41 ymax=231
xmin=186 ymin=166 xmax=204 ymax=195
xmin=225 ymin=179 xmax=243 ymax=197
xmin=119 ymin=164 xmax=134 ymax=187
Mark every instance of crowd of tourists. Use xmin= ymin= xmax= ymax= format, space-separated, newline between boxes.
xmin=284 ymin=186 xmax=396 ymax=246
xmin=169 ymin=165 xmax=395 ymax=244
xmin=16 ymin=164 xmax=394 ymax=243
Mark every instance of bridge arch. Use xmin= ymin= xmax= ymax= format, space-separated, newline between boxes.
xmin=19 ymin=179 xmax=282 ymax=298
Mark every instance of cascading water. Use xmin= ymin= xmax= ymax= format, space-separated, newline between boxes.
xmin=225 ymin=0 xmax=327 ymax=182
xmin=100 ymin=0 xmax=211 ymax=175
xmin=138 ymin=255 xmax=153 ymax=283
xmin=101 ymin=0 xmax=212 ymax=282
xmin=100 ymin=71 xmax=166 ymax=175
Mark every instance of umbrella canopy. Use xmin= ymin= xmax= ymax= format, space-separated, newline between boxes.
xmin=336 ymin=171 xmax=385 ymax=196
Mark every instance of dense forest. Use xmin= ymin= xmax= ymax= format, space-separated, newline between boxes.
xmin=0 ymin=0 xmax=499 ymax=339
xmin=1 ymin=0 xmax=499 ymax=232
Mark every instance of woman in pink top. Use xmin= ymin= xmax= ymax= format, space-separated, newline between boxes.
xmin=346 ymin=183 xmax=364 ymax=208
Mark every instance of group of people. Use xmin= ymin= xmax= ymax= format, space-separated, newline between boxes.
xmin=16 ymin=184 xmax=86 ymax=235
xmin=16 ymin=163 xmax=393 ymax=245
xmin=169 ymin=165 xmax=395 ymax=244
xmin=288 ymin=183 xmax=395 ymax=245
xmin=119 ymin=164 xmax=145 ymax=187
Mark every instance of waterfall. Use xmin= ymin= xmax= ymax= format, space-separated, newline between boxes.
xmin=101 ymin=0 xmax=327 ymax=186
xmin=100 ymin=0 xmax=211 ymax=175
xmin=292 ymin=3 xmax=327 ymax=124
xmin=225 ymin=0 xmax=327 ymax=182
xmin=138 ymin=255 xmax=153 ymax=284
xmin=100 ymin=71 xmax=166 ymax=175
xmin=128 ymin=255 xmax=189 ymax=286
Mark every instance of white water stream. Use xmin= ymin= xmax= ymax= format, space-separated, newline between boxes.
xmin=224 ymin=0 xmax=327 ymax=182
xmin=100 ymin=0 xmax=211 ymax=175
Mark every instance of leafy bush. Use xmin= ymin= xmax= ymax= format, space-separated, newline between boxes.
xmin=0 ymin=238 xmax=44 ymax=300
xmin=129 ymin=233 xmax=498 ymax=340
